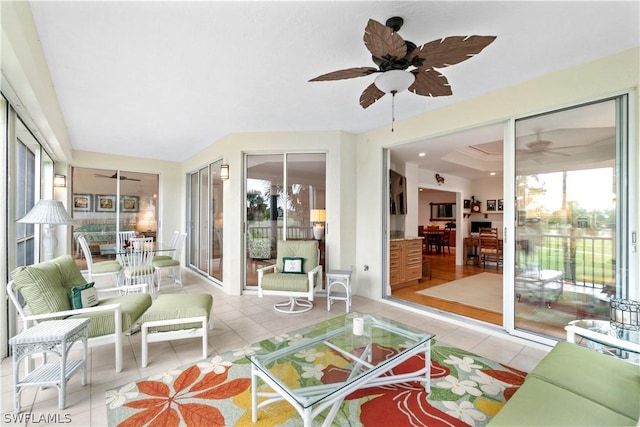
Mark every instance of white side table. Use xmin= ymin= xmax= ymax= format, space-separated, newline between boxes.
xmin=326 ymin=269 xmax=352 ymax=312
xmin=10 ymin=318 xmax=90 ymax=413
xmin=566 ymin=319 xmax=640 ymax=364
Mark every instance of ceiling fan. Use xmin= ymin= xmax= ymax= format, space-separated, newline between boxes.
xmin=309 ymin=17 xmax=496 ymax=109
xmin=94 ymin=173 xmax=141 ymax=182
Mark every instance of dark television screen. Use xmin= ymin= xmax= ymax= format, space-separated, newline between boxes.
xmin=390 ymin=170 xmax=407 ymax=215
xmin=470 ymin=221 xmax=492 ymax=233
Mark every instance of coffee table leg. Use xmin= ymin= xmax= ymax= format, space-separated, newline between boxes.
xmin=251 ymin=365 xmax=258 ymax=422
xmin=303 ymin=407 xmax=312 ymax=427
xmin=425 ymin=339 xmax=431 ymax=393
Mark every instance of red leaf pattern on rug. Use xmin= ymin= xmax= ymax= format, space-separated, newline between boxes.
xmin=322 ymin=344 xmax=463 ymax=426
xmin=120 ymin=365 xmax=250 ymax=427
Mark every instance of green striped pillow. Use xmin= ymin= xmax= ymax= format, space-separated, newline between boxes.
xmin=11 ymin=256 xmax=72 ymax=316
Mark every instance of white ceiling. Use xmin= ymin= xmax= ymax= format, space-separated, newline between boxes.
xmin=29 ymin=1 xmax=639 ymax=171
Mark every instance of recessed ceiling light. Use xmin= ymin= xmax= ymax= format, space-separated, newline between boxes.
xmin=490 ymin=172 xmax=496 ymax=176
xmin=418 ymin=152 xmax=426 ymax=157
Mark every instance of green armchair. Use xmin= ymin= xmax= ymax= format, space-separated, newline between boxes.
xmin=8 ymin=255 xmax=152 ymax=372
xmin=257 ymin=240 xmax=322 ymax=313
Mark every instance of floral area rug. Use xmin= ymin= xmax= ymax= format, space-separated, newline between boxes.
xmin=106 ymin=320 xmax=526 ymax=427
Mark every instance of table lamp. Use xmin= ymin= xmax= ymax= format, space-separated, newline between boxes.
xmin=18 ymin=200 xmax=74 ymax=261
xmin=310 ymin=209 xmax=326 ymax=240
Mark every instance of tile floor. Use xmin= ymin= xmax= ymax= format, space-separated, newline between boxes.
xmin=1 ymin=269 xmax=550 ymax=426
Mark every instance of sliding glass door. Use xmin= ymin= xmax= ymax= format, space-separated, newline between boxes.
xmin=512 ymin=96 xmax=632 ymax=340
xmin=187 ymin=160 xmax=224 ymax=283
xmin=244 ymin=153 xmax=326 ymax=288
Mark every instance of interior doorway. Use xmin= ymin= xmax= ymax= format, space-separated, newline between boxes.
xmin=392 ymin=186 xmax=504 ymax=326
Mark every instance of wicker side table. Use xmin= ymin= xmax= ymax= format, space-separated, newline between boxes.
xmin=9 ymin=318 xmax=90 ymax=413
xmin=326 ymin=269 xmax=352 ymax=313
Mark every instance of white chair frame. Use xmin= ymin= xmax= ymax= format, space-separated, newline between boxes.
xmin=122 ymin=237 xmax=156 ymax=297
xmin=77 ymin=234 xmax=122 ymax=284
xmin=154 ymin=232 xmax=187 ymax=292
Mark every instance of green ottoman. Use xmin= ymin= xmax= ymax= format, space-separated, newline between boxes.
xmin=140 ymin=293 xmax=213 ymax=367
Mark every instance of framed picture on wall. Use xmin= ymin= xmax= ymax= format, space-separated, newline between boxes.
xmin=95 ymin=194 xmax=117 ymax=212
xmin=463 ymin=199 xmax=470 ymax=209
xmin=486 ymin=199 xmax=497 ymax=211
xmin=121 ymin=195 xmax=139 ymax=213
xmin=498 ymin=199 xmax=504 ymax=211
xmin=73 ymin=194 xmax=92 ymax=212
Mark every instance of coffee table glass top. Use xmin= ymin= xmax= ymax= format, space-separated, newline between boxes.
xmin=248 ymin=313 xmax=434 ymax=408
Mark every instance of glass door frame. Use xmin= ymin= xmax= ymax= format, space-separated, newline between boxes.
xmin=242 ymin=151 xmax=327 ymax=290
xmin=504 ymin=92 xmax=637 ymax=344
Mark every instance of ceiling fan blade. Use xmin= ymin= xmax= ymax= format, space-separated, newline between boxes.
xmin=412 ymin=35 xmax=496 ymax=69
xmin=408 ymin=69 xmax=452 ymax=97
xmin=122 ymin=177 xmax=141 ymax=181
xmin=359 ymin=83 xmax=385 ymax=109
xmin=309 ymin=67 xmax=378 ymax=82
xmin=94 ymin=174 xmax=113 ymax=179
xmin=364 ymin=19 xmax=407 ymax=61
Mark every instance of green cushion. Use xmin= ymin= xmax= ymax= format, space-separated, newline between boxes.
xmin=275 ymin=240 xmax=318 ymax=273
xmin=261 ymin=272 xmax=310 ymax=292
xmin=124 ymin=265 xmax=155 ymax=276
xmin=488 ymin=377 xmax=637 ymax=426
xmin=10 ymin=255 xmax=74 ymax=316
xmin=141 ymin=293 xmax=212 ymax=332
xmin=152 ymin=259 xmax=179 ymax=268
xmin=92 ymin=261 xmax=122 ymax=274
xmin=528 ymin=341 xmax=640 ymax=420
xmin=67 ymin=293 xmax=152 ymax=338
xmin=152 ymin=255 xmax=173 ymax=262
xmin=54 ymin=255 xmax=90 ymax=288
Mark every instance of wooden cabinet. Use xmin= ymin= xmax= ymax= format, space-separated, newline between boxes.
xmin=390 ymin=238 xmax=423 ymax=289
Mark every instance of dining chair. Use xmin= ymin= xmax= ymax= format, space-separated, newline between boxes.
xmin=426 ymin=225 xmax=441 ymax=254
xmin=418 ymin=225 xmax=426 ymax=253
xmin=152 ymin=230 xmax=179 ymax=262
xmin=153 ymin=232 xmax=187 ymax=292
xmin=479 ymin=228 xmax=502 ymax=269
xmin=122 ymin=237 xmax=157 ymax=297
xmin=77 ymin=234 xmax=122 ymax=284
xmin=115 ymin=231 xmax=137 ymax=266
xmin=439 ymin=228 xmax=451 ymax=255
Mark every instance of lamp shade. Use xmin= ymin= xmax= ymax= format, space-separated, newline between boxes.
xmin=310 ymin=209 xmax=326 ymax=222
xmin=374 ymin=70 xmax=415 ymax=94
xmin=18 ymin=200 xmax=74 ymax=225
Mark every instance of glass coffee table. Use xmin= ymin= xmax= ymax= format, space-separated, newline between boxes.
xmin=249 ymin=313 xmax=434 ymax=426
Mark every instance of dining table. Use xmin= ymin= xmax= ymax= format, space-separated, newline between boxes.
xmin=422 ymin=230 xmax=444 ymax=254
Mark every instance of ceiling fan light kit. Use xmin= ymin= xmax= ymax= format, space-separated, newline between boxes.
xmin=374 ymin=70 xmax=415 ymax=94
xmin=309 ymin=16 xmax=496 ymax=131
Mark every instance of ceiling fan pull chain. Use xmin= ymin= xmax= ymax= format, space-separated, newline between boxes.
xmin=391 ymin=90 xmax=397 ymax=132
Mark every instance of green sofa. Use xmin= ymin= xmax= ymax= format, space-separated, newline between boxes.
xmin=73 ymin=223 xmax=136 ymax=255
xmin=488 ymin=341 xmax=640 ymax=426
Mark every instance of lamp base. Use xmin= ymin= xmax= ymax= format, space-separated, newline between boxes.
xmin=313 ymin=225 xmax=324 ymax=240
xmin=42 ymin=225 xmax=58 ymax=261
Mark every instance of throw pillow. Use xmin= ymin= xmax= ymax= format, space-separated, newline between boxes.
xmin=69 ymin=282 xmax=98 ymax=309
xmin=282 ymin=257 xmax=304 ymax=274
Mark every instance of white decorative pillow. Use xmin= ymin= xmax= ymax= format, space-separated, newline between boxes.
xmin=69 ymin=282 xmax=98 ymax=309
xmin=282 ymin=257 xmax=304 ymax=274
